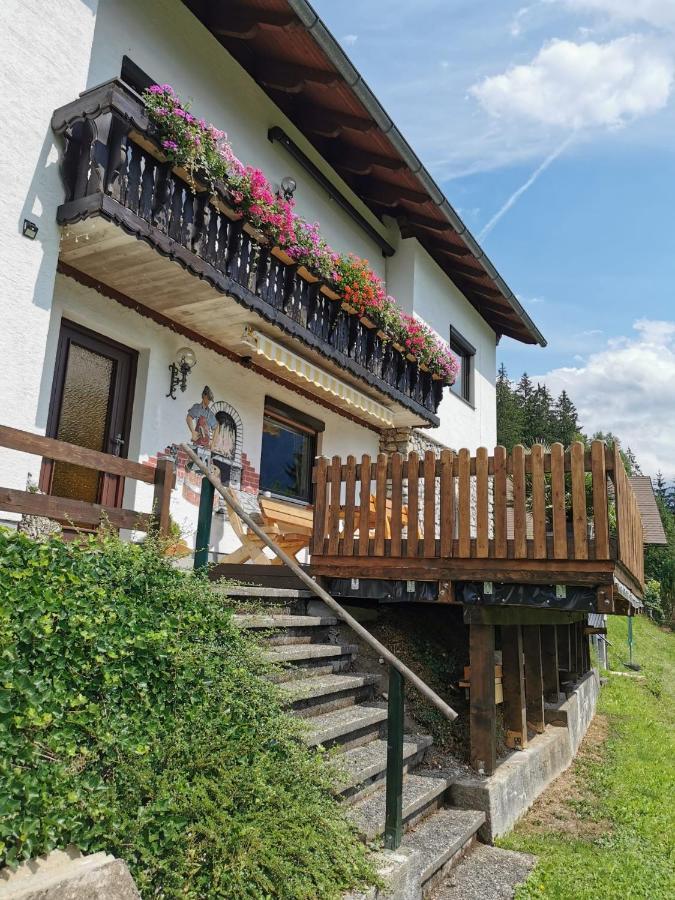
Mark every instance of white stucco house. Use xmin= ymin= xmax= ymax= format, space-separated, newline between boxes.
xmin=0 ymin=0 xmax=545 ymax=558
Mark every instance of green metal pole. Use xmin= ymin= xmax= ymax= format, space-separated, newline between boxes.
xmin=384 ymin=666 xmax=404 ymax=850
xmin=194 ymin=476 xmax=214 ymax=572
xmin=628 ymin=615 xmax=633 ymax=667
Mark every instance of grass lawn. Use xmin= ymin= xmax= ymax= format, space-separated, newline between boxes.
xmin=499 ymin=615 xmax=675 ymax=899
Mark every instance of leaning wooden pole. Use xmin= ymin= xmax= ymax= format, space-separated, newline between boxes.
xmin=181 ymin=443 xmax=458 ymax=722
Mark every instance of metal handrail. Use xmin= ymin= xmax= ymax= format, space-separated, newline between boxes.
xmin=182 ymin=444 xmax=458 ymax=722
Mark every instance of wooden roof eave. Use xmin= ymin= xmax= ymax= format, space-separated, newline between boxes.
xmin=180 ymin=0 xmax=546 ymax=348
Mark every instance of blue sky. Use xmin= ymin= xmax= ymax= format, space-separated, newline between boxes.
xmin=312 ymin=0 xmax=675 ymax=478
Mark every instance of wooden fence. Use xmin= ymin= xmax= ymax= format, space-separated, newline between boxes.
xmin=0 ymin=425 xmax=173 ymax=535
xmin=311 ymin=440 xmax=644 ymax=590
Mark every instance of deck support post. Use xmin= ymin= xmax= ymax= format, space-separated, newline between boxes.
xmin=501 ymin=624 xmax=528 ymax=750
xmin=470 ymin=623 xmax=496 ymax=775
xmin=556 ymin=623 xmax=570 ymax=675
xmin=523 ymin=625 xmax=545 ymax=734
xmin=151 ymin=457 xmax=174 ymax=537
xmin=194 ymin=476 xmax=215 ymax=571
xmin=540 ymin=625 xmax=560 ymax=703
xmin=384 ymin=667 xmax=404 ymax=850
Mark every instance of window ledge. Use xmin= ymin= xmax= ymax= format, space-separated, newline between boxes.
xmin=259 ymin=491 xmax=313 ymax=508
xmin=448 ymin=391 xmax=476 ymax=411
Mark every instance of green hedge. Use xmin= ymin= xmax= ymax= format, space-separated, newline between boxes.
xmin=0 ymin=530 xmax=372 ymax=898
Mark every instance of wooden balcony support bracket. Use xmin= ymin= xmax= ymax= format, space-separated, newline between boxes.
xmin=469 ymin=623 xmax=497 ymax=775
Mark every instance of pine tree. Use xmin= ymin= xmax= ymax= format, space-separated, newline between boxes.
xmin=654 ymin=471 xmax=667 ymax=502
xmin=551 ymin=389 xmax=580 ymax=447
xmin=496 ymin=364 xmax=524 ymax=451
xmin=624 ymin=447 xmax=642 ymax=476
xmin=515 ymin=372 xmax=534 ymax=404
xmin=523 ymin=383 xmax=554 ymax=446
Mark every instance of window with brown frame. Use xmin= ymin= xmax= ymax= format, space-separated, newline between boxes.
xmin=259 ymin=398 xmax=324 ymax=504
xmin=449 ymin=326 xmax=476 ymax=405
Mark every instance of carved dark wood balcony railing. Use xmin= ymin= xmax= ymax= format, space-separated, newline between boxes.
xmin=51 ymin=79 xmax=443 ymax=424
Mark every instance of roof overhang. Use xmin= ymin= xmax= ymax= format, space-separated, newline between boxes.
xmin=181 ymin=0 xmax=546 ymax=347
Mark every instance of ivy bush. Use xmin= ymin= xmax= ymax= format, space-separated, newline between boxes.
xmin=0 ymin=529 xmax=372 ymax=898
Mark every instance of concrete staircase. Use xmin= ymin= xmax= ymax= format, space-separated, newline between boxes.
xmin=230 ymin=586 xmax=486 ymax=898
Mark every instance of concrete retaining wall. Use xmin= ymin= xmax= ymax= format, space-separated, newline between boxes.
xmin=0 ymin=848 xmax=139 ymax=900
xmin=449 ymin=670 xmax=600 ymax=842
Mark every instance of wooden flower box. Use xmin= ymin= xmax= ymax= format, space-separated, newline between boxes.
xmin=271 ymin=246 xmax=295 ymax=266
xmin=243 ymin=221 xmax=267 ymax=244
xmin=297 ymin=265 xmax=319 ymax=284
xmin=320 ymin=284 xmax=341 ymax=301
xmin=360 ymin=315 xmax=376 ymax=330
xmin=172 ymin=164 xmax=208 ymax=193
xmin=341 ymin=301 xmax=358 ymax=314
xmin=128 ymin=128 xmax=167 ymax=163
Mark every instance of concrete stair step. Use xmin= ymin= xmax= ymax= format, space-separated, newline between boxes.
xmin=263 ymin=643 xmax=358 ymax=665
xmin=269 ymin=662 xmax=344 ymax=682
xmin=348 ymin=773 xmax=453 ymax=842
xmin=302 ymin=704 xmax=388 ymax=748
xmin=429 ymin=844 xmax=536 ymax=899
xmin=233 ymin=614 xmax=338 ymax=630
xmin=279 ymin=673 xmax=378 ymax=704
xmin=402 ymin=808 xmax=486 ymax=893
xmin=336 ymin=735 xmax=433 ymax=801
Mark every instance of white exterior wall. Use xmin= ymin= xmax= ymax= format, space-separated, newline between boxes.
xmin=0 ymin=0 xmax=499 ymax=544
xmin=0 ymin=0 xmax=99 ymax=494
xmin=388 ymin=242 xmax=497 ymax=453
xmin=0 ymin=0 xmax=390 ymax=512
xmin=44 ymin=274 xmax=379 ymax=552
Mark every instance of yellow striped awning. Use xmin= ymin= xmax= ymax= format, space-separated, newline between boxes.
xmin=241 ymin=327 xmax=394 ymax=426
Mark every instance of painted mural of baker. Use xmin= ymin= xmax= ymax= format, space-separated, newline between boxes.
xmin=185 ymin=385 xmax=216 ymax=470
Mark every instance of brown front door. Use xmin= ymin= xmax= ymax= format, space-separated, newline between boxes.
xmin=40 ymin=320 xmax=137 ymax=508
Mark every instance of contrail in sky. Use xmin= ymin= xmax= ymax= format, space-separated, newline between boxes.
xmin=478 ymin=134 xmax=575 ymax=240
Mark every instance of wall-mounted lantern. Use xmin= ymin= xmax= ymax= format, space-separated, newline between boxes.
xmin=22 ymin=219 xmax=39 ymax=240
xmin=279 ymin=175 xmax=297 ymax=201
xmin=167 ymin=346 xmax=196 ymax=399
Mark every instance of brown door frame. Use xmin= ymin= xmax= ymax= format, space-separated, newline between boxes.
xmin=40 ymin=319 xmax=138 ymax=508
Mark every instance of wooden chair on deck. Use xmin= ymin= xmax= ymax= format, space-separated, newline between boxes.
xmin=342 ymin=495 xmax=422 ymax=540
xmin=219 ymin=489 xmax=313 ymax=565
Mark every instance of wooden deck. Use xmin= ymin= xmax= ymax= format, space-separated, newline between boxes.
xmin=309 ymin=441 xmax=645 ymax=612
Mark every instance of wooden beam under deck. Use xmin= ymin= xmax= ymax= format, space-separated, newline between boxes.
xmin=309 ymin=554 xmax=619 ymax=588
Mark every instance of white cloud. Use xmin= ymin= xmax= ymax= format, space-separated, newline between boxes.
xmin=534 ymin=320 xmax=675 ymax=478
xmin=341 ymin=33 xmax=358 ymax=46
xmin=470 ymin=35 xmax=674 ymax=129
xmin=560 ymin=1 xmax=675 ymax=30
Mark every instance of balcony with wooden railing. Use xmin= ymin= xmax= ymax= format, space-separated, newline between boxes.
xmin=309 ymin=440 xmax=645 ymax=614
xmin=50 ymin=79 xmax=443 ymax=428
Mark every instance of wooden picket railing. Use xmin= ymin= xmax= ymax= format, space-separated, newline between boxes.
xmin=612 ymin=444 xmax=645 ymax=586
xmin=0 ymin=425 xmax=174 ymax=535
xmin=311 ymin=440 xmax=644 ymax=592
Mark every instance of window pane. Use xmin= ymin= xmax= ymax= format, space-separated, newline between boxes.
xmin=51 ymin=343 xmax=114 ymax=502
xmin=260 ymin=415 xmax=313 ymax=501
xmin=450 ymin=353 xmax=466 ymax=399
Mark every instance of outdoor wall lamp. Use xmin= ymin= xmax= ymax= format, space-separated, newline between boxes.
xmin=279 ymin=175 xmax=297 ymax=201
xmin=167 ymin=346 xmax=197 ymax=399
xmin=22 ymin=219 xmax=39 ymax=240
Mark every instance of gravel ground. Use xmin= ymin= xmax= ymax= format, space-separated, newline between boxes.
xmin=430 ymin=844 xmax=537 ymax=900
